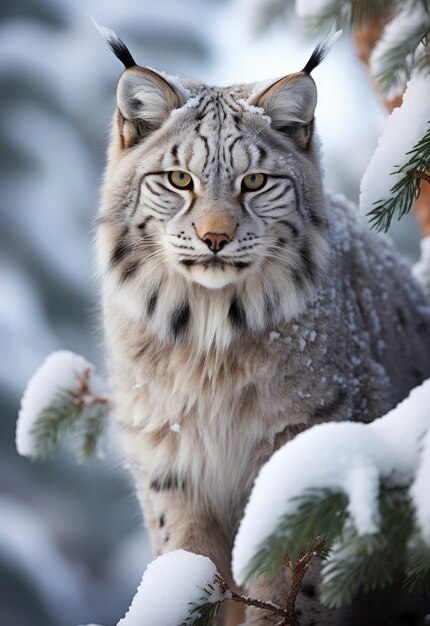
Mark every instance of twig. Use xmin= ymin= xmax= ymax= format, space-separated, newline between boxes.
xmin=409 ymin=169 xmax=430 ymax=185
xmin=215 ymin=542 xmax=324 ymax=626
xmin=77 ymin=368 xmax=109 ymax=407
xmin=215 ymin=575 xmax=287 ymax=619
xmin=280 ymin=540 xmax=325 ymax=626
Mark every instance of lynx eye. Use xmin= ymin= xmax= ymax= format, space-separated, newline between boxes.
xmin=168 ymin=171 xmax=193 ymax=190
xmin=241 ymin=173 xmax=267 ymax=192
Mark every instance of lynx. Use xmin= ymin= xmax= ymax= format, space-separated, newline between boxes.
xmin=96 ymin=29 xmax=430 ymax=625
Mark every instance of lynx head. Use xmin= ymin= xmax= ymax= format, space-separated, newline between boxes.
xmin=97 ymin=27 xmax=339 ymax=350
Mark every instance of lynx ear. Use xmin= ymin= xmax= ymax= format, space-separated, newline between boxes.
xmin=91 ymin=19 xmax=184 ymax=148
xmin=252 ymin=73 xmax=317 ymax=148
xmin=116 ymin=67 xmax=183 ymax=148
xmin=252 ymin=31 xmax=342 ymax=149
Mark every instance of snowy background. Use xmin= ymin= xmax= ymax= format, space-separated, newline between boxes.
xmin=0 ymin=0 xmax=423 ymax=624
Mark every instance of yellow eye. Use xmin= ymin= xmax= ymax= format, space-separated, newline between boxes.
xmin=241 ymin=173 xmax=267 ymax=192
xmin=168 ymin=171 xmax=193 ymax=190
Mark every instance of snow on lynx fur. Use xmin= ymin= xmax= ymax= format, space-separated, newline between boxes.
xmin=96 ymin=32 xmax=430 ymax=625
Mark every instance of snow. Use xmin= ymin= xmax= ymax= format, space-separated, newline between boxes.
xmin=410 ymin=425 xmax=430 ymax=544
xmin=16 ymin=350 xmax=106 ymax=458
xmin=116 ymin=550 xmax=223 ymax=626
xmin=343 ymin=459 xmax=380 ymax=535
xmin=237 ymin=98 xmax=269 ymax=119
xmin=370 ymin=4 xmax=430 ymax=100
xmin=359 ymin=72 xmax=430 ymax=217
xmin=182 ymin=96 xmax=201 ymax=109
xmin=171 ymin=422 xmax=182 ymax=433
xmin=413 ymin=236 xmax=430 ymax=297
xmin=232 ymin=379 xmax=430 ymax=585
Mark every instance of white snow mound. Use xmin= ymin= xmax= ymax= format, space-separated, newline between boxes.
xmin=16 ymin=350 xmax=105 ymax=457
xmin=410 ymin=425 xmax=430 ymax=545
xmin=413 ymin=236 xmax=430 ymax=297
xmin=232 ymin=378 xmax=430 ymax=585
xmin=116 ymin=549 xmax=223 ymax=626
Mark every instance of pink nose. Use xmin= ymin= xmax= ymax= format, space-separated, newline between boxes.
xmin=201 ymin=232 xmax=232 ymax=253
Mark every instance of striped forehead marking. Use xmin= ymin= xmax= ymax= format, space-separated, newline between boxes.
xmin=182 ymin=91 xmax=266 ymax=180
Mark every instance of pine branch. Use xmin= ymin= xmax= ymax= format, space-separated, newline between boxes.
xmin=77 ymin=404 xmax=107 ymax=462
xmin=184 ymin=598 xmax=222 ymax=626
xmin=30 ymin=389 xmax=84 ymax=459
xmin=405 ymin=533 xmax=430 ymax=593
xmin=371 ymin=9 xmax=430 ymax=97
xmin=243 ymin=489 xmax=348 ymax=583
xmin=215 ymin=575 xmax=287 ymax=618
xmin=320 ymin=487 xmax=413 ymax=608
xmin=29 ymin=369 xmax=109 ymax=461
xmin=240 ymin=480 xmax=428 ymax=612
xmin=303 ymin=0 xmax=394 ymax=32
xmin=367 ymin=123 xmax=430 ymax=232
xmin=282 ymin=540 xmax=325 ymax=626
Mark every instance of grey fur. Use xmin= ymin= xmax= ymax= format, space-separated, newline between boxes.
xmin=97 ymin=56 xmax=430 ymax=625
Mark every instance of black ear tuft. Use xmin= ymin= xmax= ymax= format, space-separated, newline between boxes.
xmin=302 ymin=30 xmax=342 ymax=74
xmin=90 ymin=17 xmax=136 ymax=69
xmin=302 ymin=43 xmax=327 ymax=74
xmin=106 ymin=33 xmax=136 ymax=69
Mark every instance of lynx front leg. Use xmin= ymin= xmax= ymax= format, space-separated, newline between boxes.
xmin=135 ymin=473 xmax=232 ymax=576
xmin=134 ymin=473 xmax=240 ymax=625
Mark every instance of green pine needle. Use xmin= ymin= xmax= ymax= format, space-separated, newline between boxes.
xmin=367 ymin=123 xmax=430 ymax=232
xmin=372 ymin=23 xmax=429 ymax=98
xmin=320 ymin=488 xmax=414 ymax=608
xmin=77 ymin=404 xmax=107 ymax=462
xmin=243 ymin=489 xmax=348 ymax=583
xmin=179 ymin=580 xmax=224 ymax=626
xmin=321 ymin=532 xmax=395 ymax=608
xmin=29 ymin=387 xmax=108 ymax=462
xmin=183 ymin=600 xmax=221 ymax=626
xmin=405 ymin=533 xmax=430 ymax=593
xmin=243 ymin=483 xmax=425 ymax=611
xmin=30 ymin=389 xmax=84 ymax=459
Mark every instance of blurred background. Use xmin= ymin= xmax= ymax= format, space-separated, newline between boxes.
xmin=0 ymin=1 xmax=423 ymax=625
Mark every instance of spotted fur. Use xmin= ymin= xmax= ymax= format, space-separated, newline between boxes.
xmin=97 ymin=33 xmax=430 ymax=626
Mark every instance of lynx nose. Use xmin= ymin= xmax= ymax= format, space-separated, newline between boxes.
xmin=201 ymin=232 xmax=232 ymax=253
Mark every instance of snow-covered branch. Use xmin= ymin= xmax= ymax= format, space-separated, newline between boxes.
xmin=359 ymin=72 xmax=430 ymax=231
xmin=370 ymin=3 xmax=430 ymax=100
xmin=232 ymin=378 xmax=430 ymax=605
xmin=16 ymin=351 xmax=109 ymax=462
xmin=116 ymin=550 xmax=224 ymax=626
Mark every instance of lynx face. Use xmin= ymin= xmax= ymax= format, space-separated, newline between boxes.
xmin=131 ymin=89 xmax=328 ymax=292
xmin=98 ymin=36 xmax=332 ymax=348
